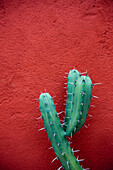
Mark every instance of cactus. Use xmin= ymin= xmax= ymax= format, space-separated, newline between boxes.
xmin=75 ymin=76 xmax=92 ymax=133
xmin=38 ymin=69 xmax=95 ymax=170
xmin=39 ymin=93 xmax=83 ymax=170
xmin=65 ymin=75 xmax=92 ymax=136
xmin=63 ymin=69 xmax=81 ymax=132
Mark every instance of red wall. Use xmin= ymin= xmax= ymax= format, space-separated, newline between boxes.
xmin=0 ymin=0 xmax=113 ymax=170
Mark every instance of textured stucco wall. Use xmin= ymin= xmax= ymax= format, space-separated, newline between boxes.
xmin=0 ymin=0 xmax=113 ymax=170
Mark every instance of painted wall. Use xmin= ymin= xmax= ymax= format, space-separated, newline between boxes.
xmin=0 ymin=0 xmax=113 ymax=170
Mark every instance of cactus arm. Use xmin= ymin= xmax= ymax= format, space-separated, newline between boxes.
xmin=63 ymin=69 xmax=81 ymax=131
xmin=75 ymin=75 xmax=92 ymax=132
xmin=39 ymin=93 xmax=83 ymax=170
xmin=65 ymin=75 xmax=92 ymax=136
xmin=66 ymin=76 xmax=85 ymax=136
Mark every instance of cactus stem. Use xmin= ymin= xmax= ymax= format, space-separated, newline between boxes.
xmin=36 ymin=116 xmax=41 ymax=120
xmin=51 ymin=157 xmax=58 ymax=163
xmin=39 ymin=93 xmax=84 ymax=169
xmin=58 ymin=166 xmax=63 ymax=170
xmin=38 ymin=127 xmax=45 ymax=131
xmin=92 ymin=95 xmax=99 ymax=98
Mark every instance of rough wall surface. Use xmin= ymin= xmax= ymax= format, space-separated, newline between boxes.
xmin=0 ymin=0 xmax=113 ymax=170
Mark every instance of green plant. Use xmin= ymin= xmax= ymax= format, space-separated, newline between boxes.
xmin=64 ymin=73 xmax=93 ymax=136
xmin=37 ymin=69 xmax=99 ymax=170
xmin=39 ymin=93 xmax=83 ymax=170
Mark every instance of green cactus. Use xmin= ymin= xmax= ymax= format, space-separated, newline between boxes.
xmin=75 ymin=75 xmax=93 ymax=133
xmin=63 ymin=69 xmax=81 ymax=132
xmin=38 ymin=69 xmax=95 ymax=170
xmin=39 ymin=93 xmax=83 ymax=170
xmin=65 ymin=75 xmax=92 ymax=136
